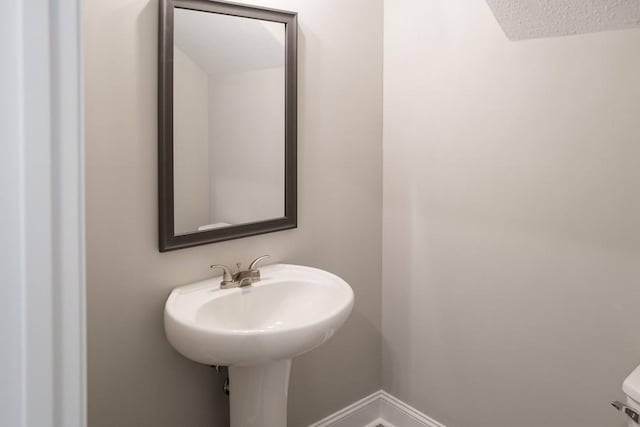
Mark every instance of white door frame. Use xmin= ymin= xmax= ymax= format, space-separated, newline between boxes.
xmin=1 ymin=0 xmax=86 ymax=426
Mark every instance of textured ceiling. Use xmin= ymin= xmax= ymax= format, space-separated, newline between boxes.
xmin=486 ymin=0 xmax=640 ymax=40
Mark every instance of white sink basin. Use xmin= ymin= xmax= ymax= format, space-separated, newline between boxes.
xmin=164 ymin=263 xmax=354 ymax=427
xmin=165 ymin=263 xmax=354 ymax=366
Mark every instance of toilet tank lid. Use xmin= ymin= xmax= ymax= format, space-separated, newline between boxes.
xmin=624 ymin=365 xmax=640 ymax=403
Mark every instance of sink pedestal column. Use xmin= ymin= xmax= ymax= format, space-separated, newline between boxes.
xmin=228 ymin=359 xmax=291 ymax=427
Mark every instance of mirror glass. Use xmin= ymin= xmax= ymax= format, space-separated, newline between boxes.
xmin=173 ymin=8 xmax=286 ymax=235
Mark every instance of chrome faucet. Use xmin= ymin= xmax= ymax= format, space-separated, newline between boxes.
xmin=210 ymin=255 xmax=270 ymax=289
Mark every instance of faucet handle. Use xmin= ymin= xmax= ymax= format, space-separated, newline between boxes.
xmin=248 ymin=255 xmax=270 ymax=270
xmin=210 ymin=264 xmax=234 ymax=284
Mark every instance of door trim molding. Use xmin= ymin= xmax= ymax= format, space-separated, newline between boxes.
xmin=1 ymin=1 xmax=85 ymax=426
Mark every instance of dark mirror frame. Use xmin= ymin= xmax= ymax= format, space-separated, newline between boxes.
xmin=158 ymin=0 xmax=297 ymax=252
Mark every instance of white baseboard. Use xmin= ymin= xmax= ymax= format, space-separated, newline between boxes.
xmin=308 ymin=390 xmax=445 ymax=427
xmin=309 ymin=392 xmax=382 ymax=427
xmin=379 ymin=393 xmax=445 ymax=427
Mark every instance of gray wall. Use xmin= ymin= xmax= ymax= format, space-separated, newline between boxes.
xmin=173 ymin=46 xmax=210 ymax=234
xmin=382 ymin=1 xmax=640 ymax=427
xmin=84 ymin=0 xmax=383 ymax=426
xmin=208 ymin=68 xmax=285 ymax=225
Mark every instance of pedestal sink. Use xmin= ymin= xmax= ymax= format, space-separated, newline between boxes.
xmin=164 ymin=263 xmax=354 ymax=427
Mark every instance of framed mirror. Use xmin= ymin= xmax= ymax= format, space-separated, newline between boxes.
xmin=159 ymin=0 xmax=297 ymax=252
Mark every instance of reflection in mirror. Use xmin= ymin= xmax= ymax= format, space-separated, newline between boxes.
xmin=173 ymin=9 xmax=286 ymax=235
